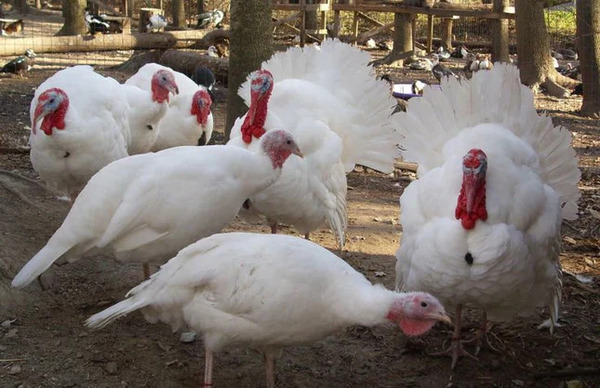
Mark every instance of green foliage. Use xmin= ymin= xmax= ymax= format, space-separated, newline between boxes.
xmin=544 ymin=9 xmax=577 ymax=36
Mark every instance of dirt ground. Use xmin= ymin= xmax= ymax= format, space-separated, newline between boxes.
xmin=0 ymin=51 xmax=599 ymax=388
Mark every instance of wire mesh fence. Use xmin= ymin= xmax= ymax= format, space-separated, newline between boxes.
xmin=0 ymin=0 xmax=580 ymax=73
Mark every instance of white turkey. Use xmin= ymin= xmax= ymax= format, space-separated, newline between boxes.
xmin=86 ymin=232 xmax=451 ymax=388
xmin=125 ymin=63 xmax=213 ymax=149
xmin=11 ymin=130 xmax=302 ymax=288
xmin=227 ymin=39 xmax=400 ymax=247
xmin=29 ymin=65 xmax=129 ymax=200
xmin=118 ymin=67 xmax=178 ymax=154
xmin=393 ymin=63 xmax=581 ymax=368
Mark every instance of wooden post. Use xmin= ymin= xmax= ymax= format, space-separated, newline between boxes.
xmin=332 ymin=9 xmax=340 ymax=37
xmin=440 ymin=18 xmax=453 ymax=50
xmin=491 ymin=0 xmax=509 ymax=62
xmin=426 ymin=15 xmax=434 ymax=52
xmin=411 ymin=15 xmax=417 ymax=53
xmin=352 ymin=11 xmax=359 ymax=41
xmin=300 ymin=0 xmax=306 ymax=46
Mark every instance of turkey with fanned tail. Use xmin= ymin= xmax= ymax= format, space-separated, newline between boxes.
xmin=228 ymin=39 xmax=400 ymax=247
xmin=393 ymin=63 xmax=580 ymax=369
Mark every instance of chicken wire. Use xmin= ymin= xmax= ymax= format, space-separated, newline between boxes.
xmin=0 ymin=0 xmax=580 ymax=71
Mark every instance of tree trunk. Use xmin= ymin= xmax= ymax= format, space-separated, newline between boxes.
xmin=57 ymin=0 xmax=88 ymax=36
xmin=373 ymin=13 xmax=413 ymax=67
xmin=577 ymin=0 xmax=600 ymax=117
xmin=441 ymin=18 xmax=452 ymax=50
xmin=15 ymin=0 xmax=30 ymax=14
xmin=198 ymin=0 xmax=205 ymax=15
xmin=172 ymin=0 xmax=187 ymax=29
xmin=491 ymin=0 xmax=509 ymax=63
xmin=515 ymin=0 xmax=576 ymax=97
xmin=225 ymin=0 xmax=273 ymax=138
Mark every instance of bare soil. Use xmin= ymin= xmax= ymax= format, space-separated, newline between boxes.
xmin=0 ymin=57 xmax=599 ymax=388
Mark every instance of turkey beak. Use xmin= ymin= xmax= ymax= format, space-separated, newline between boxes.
xmin=168 ymin=81 xmax=179 ymax=96
xmin=32 ymin=103 xmax=49 ymax=135
xmin=292 ymin=145 xmax=303 ymax=158
xmin=427 ymin=312 xmax=453 ymax=325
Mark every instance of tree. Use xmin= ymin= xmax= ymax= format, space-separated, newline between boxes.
xmin=57 ymin=0 xmax=88 ymax=36
xmin=172 ymin=0 xmax=187 ymax=29
xmin=577 ymin=0 xmax=600 ymax=117
xmin=515 ymin=0 xmax=576 ymax=97
xmin=225 ymin=0 xmax=273 ymax=138
xmin=491 ymin=0 xmax=509 ymax=63
xmin=372 ymin=13 xmax=413 ymax=67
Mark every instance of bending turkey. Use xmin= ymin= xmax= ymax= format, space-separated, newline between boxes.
xmin=393 ymin=63 xmax=580 ymax=368
xmin=228 ymin=39 xmax=400 ymax=247
xmin=12 ymin=131 xmax=302 ymax=288
xmin=87 ymin=232 xmax=451 ymax=388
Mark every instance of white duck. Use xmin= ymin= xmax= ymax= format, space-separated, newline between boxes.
xmin=119 ymin=67 xmax=179 ymax=154
xmin=393 ymin=64 xmax=581 ymax=368
xmin=29 ymin=65 xmax=129 ymax=200
xmin=125 ymin=63 xmax=214 ymax=149
xmin=228 ymin=39 xmax=400 ymax=247
xmin=12 ymin=130 xmax=302 ymax=288
xmin=147 ymin=13 xmax=167 ymax=33
xmin=87 ymin=232 xmax=451 ymax=388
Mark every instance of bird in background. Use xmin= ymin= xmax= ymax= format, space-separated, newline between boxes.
xmin=28 ymin=65 xmax=129 ymax=201
xmin=228 ymin=39 xmax=400 ymax=248
xmin=192 ymin=65 xmax=216 ymax=101
xmin=1 ymin=48 xmax=36 ymax=76
xmin=125 ymin=63 xmax=213 ymax=149
xmin=147 ymin=13 xmax=167 ymax=33
xmin=11 ymin=130 xmax=302 ymax=288
xmin=86 ymin=232 xmax=451 ymax=388
xmin=393 ymin=63 xmax=580 ymax=369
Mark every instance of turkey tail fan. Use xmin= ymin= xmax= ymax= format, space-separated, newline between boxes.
xmin=11 ymin=238 xmax=75 ymax=288
xmin=239 ymin=39 xmax=401 ymax=174
xmin=394 ymin=62 xmax=580 ymax=220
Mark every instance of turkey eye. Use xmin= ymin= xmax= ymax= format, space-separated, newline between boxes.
xmin=286 ymin=140 xmax=291 ymax=145
xmin=420 ymin=302 xmax=428 ymax=307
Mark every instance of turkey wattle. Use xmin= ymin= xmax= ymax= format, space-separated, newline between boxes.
xmin=393 ymin=63 xmax=580 ymax=368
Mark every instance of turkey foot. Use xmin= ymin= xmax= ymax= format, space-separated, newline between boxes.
xmin=430 ymin=304 xmax=478 ymax=369
xmin=461 ymin=312 xmax=501 ymax=356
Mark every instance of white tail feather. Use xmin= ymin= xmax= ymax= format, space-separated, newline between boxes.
xmin=394 ymin=63 xmax=580 ymax=220
xmin=11 ymin=238 xmax=74 ymax=288
xmin=86 ymin=297 xmax=150 ymax=329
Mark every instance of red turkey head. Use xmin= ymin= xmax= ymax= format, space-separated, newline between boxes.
xmin=190 ymin=88 xmax=212 ymax=126
xmin=151 ymin=69 xmax=179 ymax=103
xmin=455 ymin=148 xmax=488 ymax=229
xmin=240 ymin=69 xmax=274 ymax=144
xmin=32 ymin=88 xmax=69 ymax=136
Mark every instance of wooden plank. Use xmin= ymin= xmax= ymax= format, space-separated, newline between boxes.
xmin=348 ymin=21 xmax=394 ymax=43
xmin=332 ymin=3 xmax=515 ymax=19
xmin=273 ymin=4 xmax=330 ymax=12
xmin=0 ymin=30 xmax=216 ymax=56
xmin=272 ymin=12 xmax=302 ymax=27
